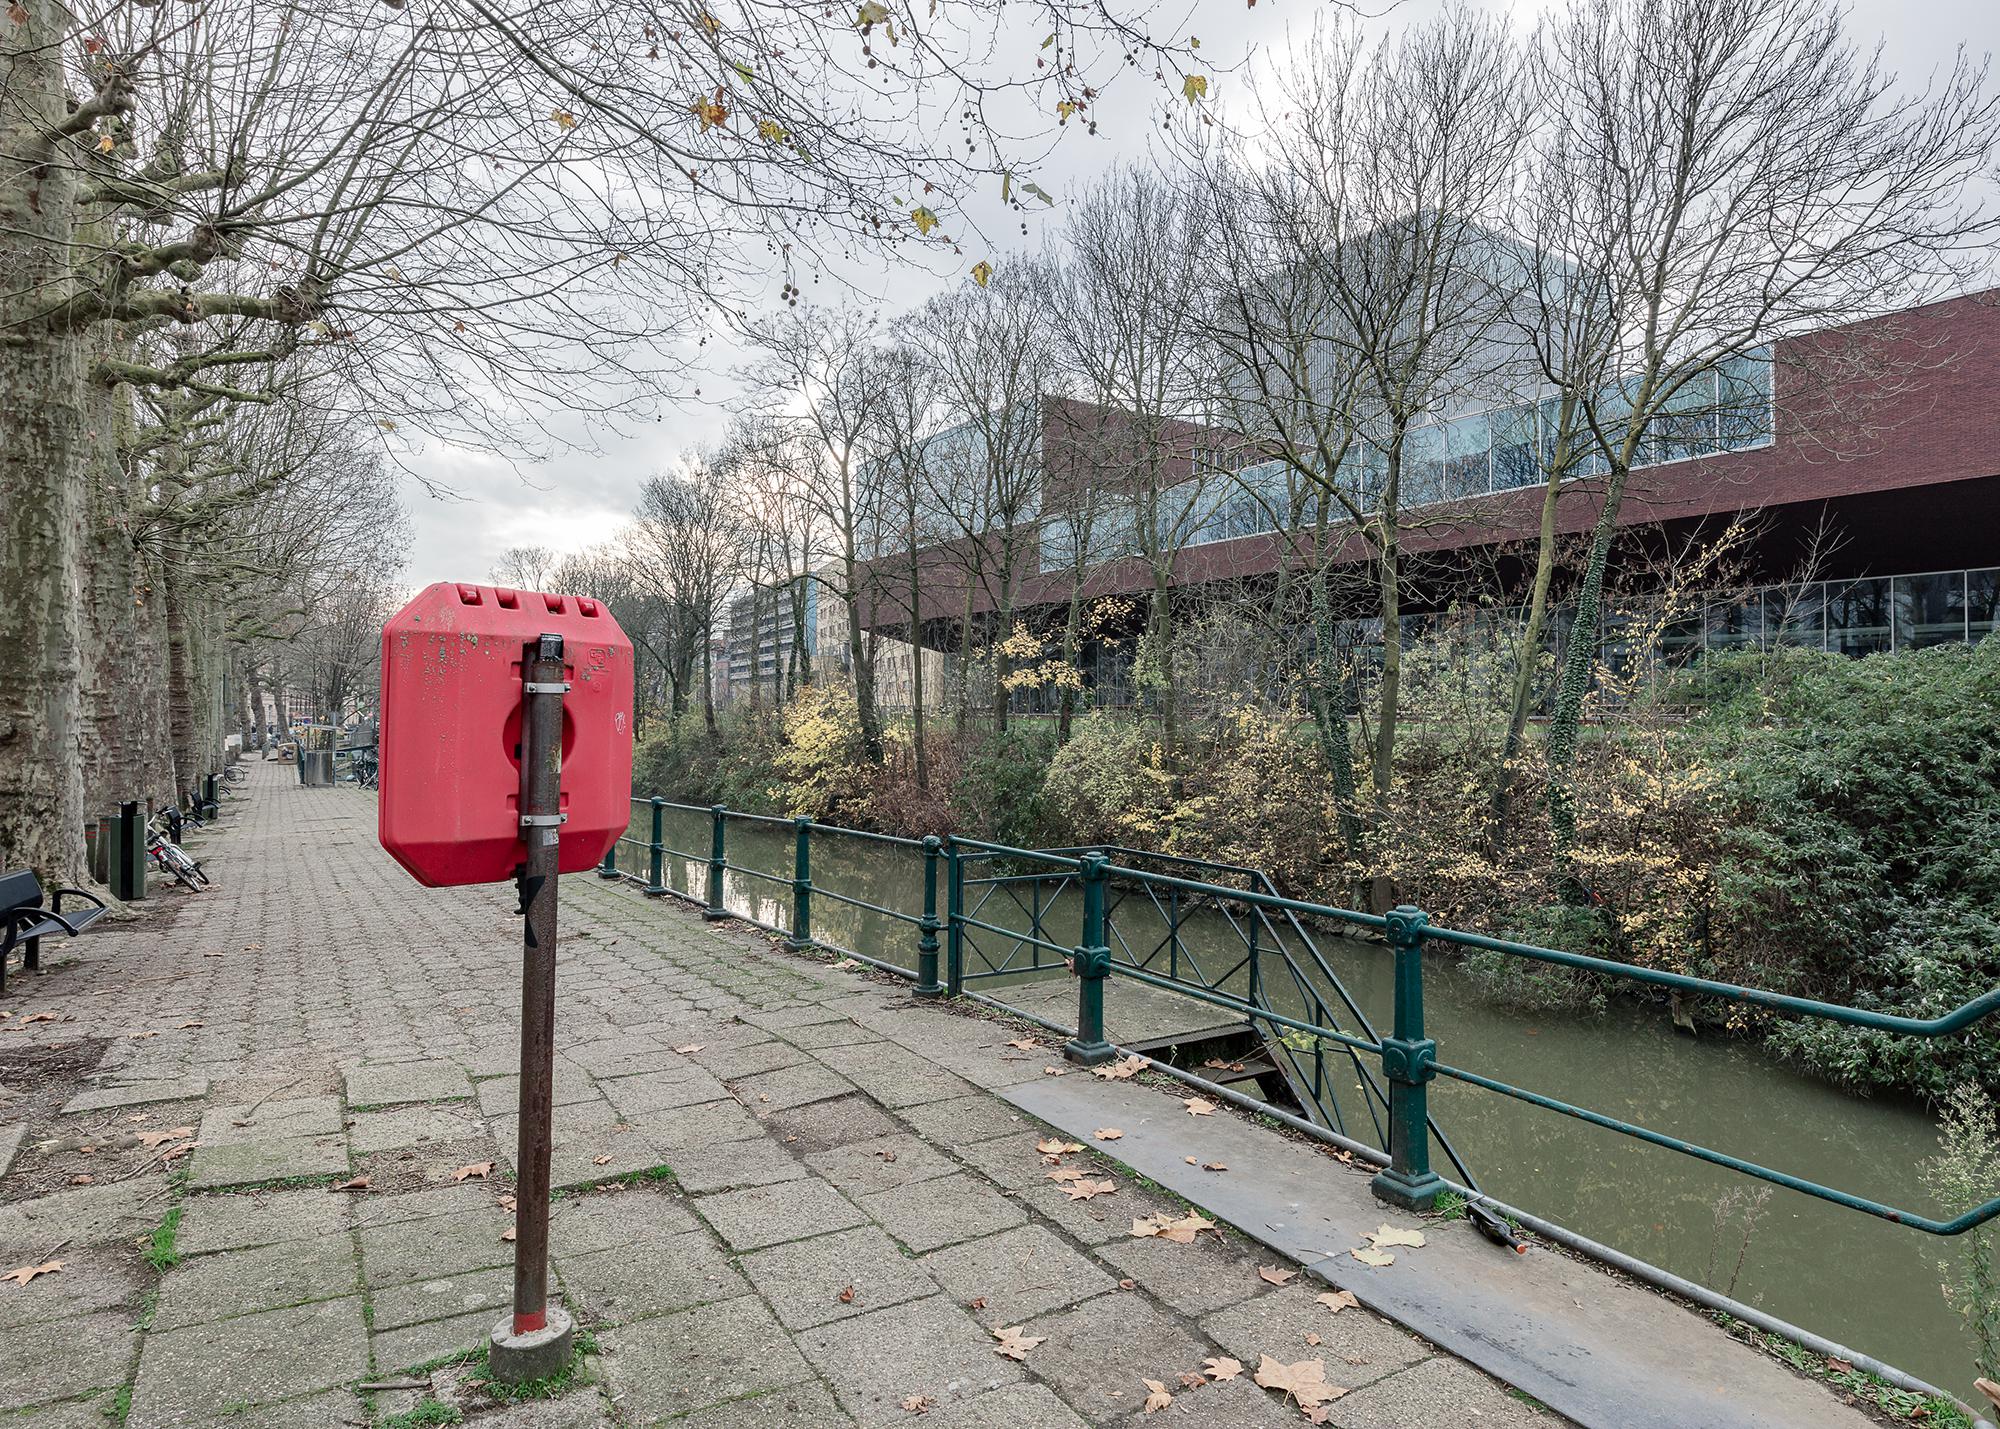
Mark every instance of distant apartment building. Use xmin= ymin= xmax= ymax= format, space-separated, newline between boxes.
xmin=721 ymin=568 xmax=945 ymax=708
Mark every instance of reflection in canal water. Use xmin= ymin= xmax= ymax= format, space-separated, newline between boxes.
xmin=621 ymin=807 xmax=1966 ymax=1394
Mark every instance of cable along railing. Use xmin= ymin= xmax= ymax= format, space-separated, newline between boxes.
xmin=600 ymin=797 xmax=2000 ymax=1235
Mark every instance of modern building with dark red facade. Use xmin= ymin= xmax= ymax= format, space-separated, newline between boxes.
xmin=858 ymin=289 xmax=2000 ymax=684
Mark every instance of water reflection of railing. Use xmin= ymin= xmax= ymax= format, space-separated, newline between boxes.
xmin=602 ymin=798 xmax=2000 ymax=1237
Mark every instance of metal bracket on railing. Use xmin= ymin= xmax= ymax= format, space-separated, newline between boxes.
xmin=520 ymin=813 xmax=568 ymax=827
xmin=1379 ymin=1036 xmax=1437 ymax=1085
xmin=522 ymin=680 xmax=572 ymax=694
xmin=1069 ymin=945 xmax=1112 ymax=980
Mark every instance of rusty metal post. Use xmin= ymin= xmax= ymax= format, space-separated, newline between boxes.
xmin=490 ymin=632 xmax=575 ymax=1382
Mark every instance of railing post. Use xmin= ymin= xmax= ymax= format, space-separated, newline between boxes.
xmin=646 ymin=797 xmax=666 ymax=895
xmin=787 ymin=816 xmax=813 ymax=951
xmin=1371 ymin=904 xmax=1444 ymax=1210
xmin=704 ymin=805 xmax=728 ymax=921
xmin=945 ymin=838 xmax=965 ymax=997
xmin=915 ymin=836 xmax=944 ymax=997
xmin=597 ymin=841 xmax=618 ymax=878
xmin=1064 ymin=853 xmax=1117 ymax=1066
xmin=1247 ymin=912 xmax=1261 ymax=1006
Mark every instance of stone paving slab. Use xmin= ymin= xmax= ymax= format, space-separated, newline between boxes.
xmin=0 ymin=1310 xmax=136 ymax=1410
xmin=920 ymin=1224 xmax=1120 ymax=1327
xmin=343 ymin=1059 xmax=472 ymax=1108
xmin=599 ymin=1295 xmax=815 ymax=1422
xmin=59 ymin=1077 xmax=209 ymax=1114
xmin=797 ymin=1294 xmax=1024 ymax=1427
xmin=0 ymin=1120 xmax=23 ymax=1178
xmin=694 ymin=1177 xmax=869 ymax=1252
xmin=185 ymin=1132 xmax=350 ymax=1190
xmin=559 ymin=1231 xmax=749 ymax=1322
xmin=0 ymin=1248 xmax=142 ymax=1331
xmin=741 ymin=1224 xmax=940 ymax=1330
xmin=175 ymin=1187 xmax=352 ymax=1255
xmin=348 ymin=1102 xmax=488 ymax=1154
xmin=370 ymin=1263 xmax=513 ymax=1329
xmin=150 ymin=1233 xmax=359 ymax=1331
xmin=0 ymin=1179 xmax=163 ymax=1255
xmin=127 ymin=1295 xmax=369 ymax=1428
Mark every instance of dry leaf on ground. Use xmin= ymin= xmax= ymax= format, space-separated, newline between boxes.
xmin=1093 ymin=1128 xmax=1123 ymax=1141
xmin=1202 ymin=1162 xmax=1227 ymax=1172
xmin=500 ymin=1225 xmax=517 ymax=1242
xmin=497 ymin=1195 xmax=518 ymax=1211
xmin=1036 ymin=1138 xmax=1083 ymax=1156
xmin=1304 ymin=1332 xmax=1322 ymax=1345
xmin=1183 ymin=1097 xmax=1216 ymax=1117
xmin=1317 ymin=1290 xmax=1360 ymax=1313
xmin=2 ymin=1261 xmax=62 ymax=1287
xmin=1350 ymin=1246 xmax=1395 ymax=1268
xmin=1046 ymin=1166 xmax=1086 ymax=1184
xmin=831 ymin=958 xmax=861 ymax=970
xmin=673 ymin=1044 xmax=705 ymax=1055
xmin=452 ymin=1161 xmax=495 ymax=1182
xmin=1093 ymin=1054 xmax=1146 ymax=1080
xmin=1369 ymin=1224 xmax=1426 ymax=1250
xmin=1203 ymin=1356 xmax=1243 ymax=1382
xmin=1064 ymin=1179 xmax=1118 ymax=1201
xmin=1130 ymin=1212 xmax=1217 ymax=1244
xmin=992 ymin=1326 xmax=1045 ymax=1360
xmin=1177 ymin=1371 xmax=1206 ymax=1389
xmin=837 ymin=1285 xmax=857 ymax=1304
xmin=1257 ymin=1265 xmax=1296 ymax=1286
xmin=1005 ymin=1038 xmax=1039 ymax=1051
xmin=901 ymin=1394 xmax=935 ymax=1413
xmin=1252 ymin=1354 xmax=1347 ymax=1409
xmin=332 ymin=1175 xmax=371 ymax=1192
xmin=136 ymin=1127 xmax=195 ymax=1148
xmin=1142 ymin=1379 xmax=1174 ymax=1413
xmin=1041 ymin=1066 xmax=1068 ymax=1077
xmin=593 ymin=1155 xmax=612 ymax=1166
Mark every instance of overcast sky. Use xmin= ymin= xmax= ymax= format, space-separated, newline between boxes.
xmin=397 ymin=0 xmax=2000 ymax=589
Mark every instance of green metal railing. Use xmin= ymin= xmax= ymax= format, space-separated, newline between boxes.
xmin=597 ymin=799 xmax=2000 ymax=1236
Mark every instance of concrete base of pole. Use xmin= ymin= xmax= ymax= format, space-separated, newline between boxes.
xmin=487 ymin=1305 xmax=574 ymax=1385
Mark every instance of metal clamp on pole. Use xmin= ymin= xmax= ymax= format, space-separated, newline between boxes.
xmin=490 ymin=632 xmax=576 ymax=1383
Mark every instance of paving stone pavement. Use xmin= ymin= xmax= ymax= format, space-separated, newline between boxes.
xmin=0 ymin=765 xmax=1563 ymax=1427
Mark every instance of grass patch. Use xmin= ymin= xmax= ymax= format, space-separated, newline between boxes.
xmin=144 ymin=1204 xmax=184 ymax=1272
xmin=380 ymin=1402 xmax=464 ymax=1429
xmin=1428 ymin=1191 xmax=1467 ymax=1223
xmin=1709 ymin=1312 xmax=1971 ymax=1425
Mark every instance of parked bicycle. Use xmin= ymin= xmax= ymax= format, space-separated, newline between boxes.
xmin=145 ymin=811 xmax=208 ymax=893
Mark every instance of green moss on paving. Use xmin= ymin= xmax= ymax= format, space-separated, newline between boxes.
xmin=145 ymin=1204 xmax=184 ymax=1272
xmin=380 ymin=1401 xmax=465 ymax=1428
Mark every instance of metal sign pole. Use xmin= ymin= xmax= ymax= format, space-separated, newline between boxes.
xmin=489 ymin=632 xmax=575 ymax=1382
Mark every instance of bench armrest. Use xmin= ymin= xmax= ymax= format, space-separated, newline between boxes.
xmin=51 ymin=887 xmax=107 ymax=915
xmin=11 ymin=908 xmax=82 ymax=937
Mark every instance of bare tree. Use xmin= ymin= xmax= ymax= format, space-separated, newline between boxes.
xmin=629 ymin=455 xmax=748 ymax=732
xmin=491 ymin=547 xmax=560 ymax=591
xmin=1051 ymin=166 xmax=1218 ymax=765
xmin=741 ymin=305 xmax=894 ymax=757
xmin=1186 ymin=11 xmax=1530 ymax=876
xmin=1523 ymin=0 xmax=2000 ymax=880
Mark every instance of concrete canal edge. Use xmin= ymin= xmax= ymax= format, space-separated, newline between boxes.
xmin=1000 ymin=1068 xmax=1978 ymax=1429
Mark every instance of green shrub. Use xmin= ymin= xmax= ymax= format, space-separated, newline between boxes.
xmin=1040 ymin=713 xmax=1171 ymax=848
xmin=954 ymin=723 xmax=1057 ymax=847
xmin=770 ymin=684 xmax=875 ymax=823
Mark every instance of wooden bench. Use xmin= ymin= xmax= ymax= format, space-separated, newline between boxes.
xmin=1 ymin=870 xmax=106 ymax=996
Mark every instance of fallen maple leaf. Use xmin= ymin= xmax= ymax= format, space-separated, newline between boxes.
xmin=673 ymin=1044 xmax=705 ymax=1055
xmin=1064 ymin=1178 xmax=1117 ymax=1201
xmin=1046 ymin=1166 xmax=1086 ymax=1184
xmin=967 ymin=1296 xmax=987 ymax=1310
xmin=1369 ymin=1224 xmax=1426 ymax=1250
xmin=1317 ymin=1289 xmax=1360 ymax=1313
xmin=332 ymin=1176 xmax=371 ymax=1193
xmin=1131 ymin=1212 xmax=1217 ymax=1244
xmin=1142 ymin=1379 xmax=1174 ymax=1413
xmin=1202 ymin=1162 xmax=1227 ymax=1172
xmin=136 ymin=1127 xmax=195 ymax=1148
xmin=500 ymin=1225 xmax=517 ymax=1242
xmin=452 ymin=1161 xmax=495 ymax=1182
xmin=1 ymin=1260 xmax=62 ymax=1287
xmin=992 ymin=1326 xmax=1044 ymax=1360
xmin=837 ymin=1285 xmax=857 ymax=1304
xmin=1177 ymin=1371 xmax=1206 ymax=1389
xmin=1005 ymin=1038 xmax=1039 ymax=1051
xmin=1092 ymin=1054 xmax=1146 ymax=1080
xmin=901 ymin=1394 xmax=935 ymax=1413
xmin=1093 ymin=1128 xmax=1123 ymax=1141
xmin=20 ymin=1013 xmax=59 ymax=1024
xmin=1183 ymin=1097 xmax=1216 ymax=1117
xmin=1350 ymin=1246 xmax=1395 ymax=1267
xmin=593 ymin=1155 xmax=612 ymax=1166
xmin=497 ymin=1195 xmax=518 ymax=1212
xmin=831 ymin=958 xmax=861 ymax=971
xmin=1304 ymin=1332 xmax=1322 ymax=1346
xmin=1253 ymin=1354 xmax=1347 ymax=1409
xmin=1203 ymin=1355 xmax=1243 ymax=1382
xmin=1036 ymin=1138 xmax=1083 ymax=1156
xmin=1257 ymin=1265 xmax=1297 ymax=1286
xmin=1041 ymin=1066 xmax=1068 ymax=1077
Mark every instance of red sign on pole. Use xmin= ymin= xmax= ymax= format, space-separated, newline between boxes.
xmin=379 ymin=582 xmax=634 ymax=887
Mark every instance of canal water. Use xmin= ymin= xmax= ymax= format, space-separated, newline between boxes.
xmin=620 ymin=806 xmax=1969 ymax=1396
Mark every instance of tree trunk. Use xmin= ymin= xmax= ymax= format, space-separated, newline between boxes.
xmin=0 ymin=5 xmax=89 ymax=883
xmin=78 ymin=352 xmax=142 ymax=818
xmin=843 ymin=557 xmax=883 ymax=761
xmin=1307 ymin=571 xmax=1364 ymax=870
xmin=1489 ymin=460 xmax=1567 ymax=847
xmin=164 ymin=565 xmax=202 ymax=800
